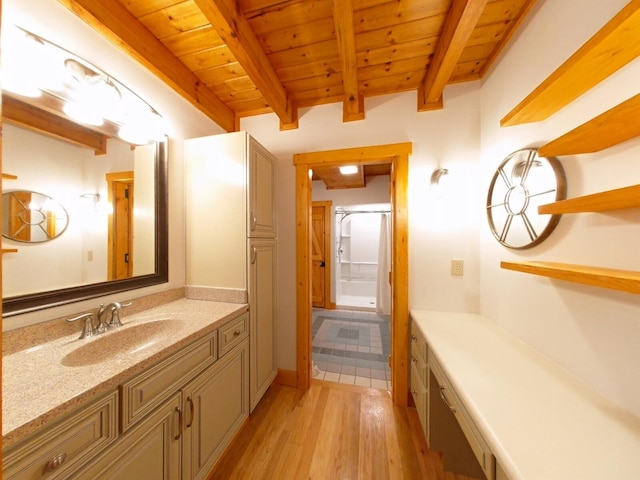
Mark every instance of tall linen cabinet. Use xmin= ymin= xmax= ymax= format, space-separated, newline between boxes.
xmin=184 ymin=131 xmax=277 ymax=412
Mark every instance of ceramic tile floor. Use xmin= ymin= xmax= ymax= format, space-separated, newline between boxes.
xmin=312 ymin=308 xmax=391 ymax=390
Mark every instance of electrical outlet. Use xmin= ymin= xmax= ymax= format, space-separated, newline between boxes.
xmin=451 ymin=259 xmax=464 ymax=276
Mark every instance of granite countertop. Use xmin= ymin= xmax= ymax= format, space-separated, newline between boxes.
xmin=411 ymin=310 xmax=640 ymax=480
xmin=2 ymin=298 xmax=248 ymax=449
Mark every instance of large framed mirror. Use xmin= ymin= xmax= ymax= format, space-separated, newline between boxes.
xmin=1 ymin=13 xmax=169 ymax=317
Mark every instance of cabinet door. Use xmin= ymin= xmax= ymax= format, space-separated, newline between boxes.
xmin=248 ymin=136 xmax=276 ymax=238
xmin=182 ymin=339 xmax=249 ymax=480
xmin=73 ymin=393 xmax=181 ymax=480
xmin=248 ymin=238 xmax=277 ymax=411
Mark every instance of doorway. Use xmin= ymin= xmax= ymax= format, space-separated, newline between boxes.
xmin=106 ymin=171 xmax=134 ymax=280
xmin=294 ymin=142 xmax=411 ymax=406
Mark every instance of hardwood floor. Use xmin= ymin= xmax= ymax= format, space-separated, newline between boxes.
xmin=208 ymin=380 xmax=479 ymax=480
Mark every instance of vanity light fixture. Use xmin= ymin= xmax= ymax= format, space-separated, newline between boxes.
xmin=339 ymin=165 xmax=358 ymax=175
xmin=4 ymin=25 xmax=168 ymax=144
xmin=79 ymin=193 xmax=102 ymax=212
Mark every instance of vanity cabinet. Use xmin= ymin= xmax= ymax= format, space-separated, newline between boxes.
xmin=73 ymin=338 xmax=248 ymax=480
xmin=4 ymin=311 xmax=250 ymax=480
xmin=429 ymin=352 xmax=494 ymax=480
xmin=182 ymin=338 xmax=249 ymax=480
xmin=72 ymin=393 xmax=182 ymax=480
xmin=3 ymin=392 xmax=118 ymax=480
xmin=185 ymin=132 xmax=278 ymax=411
xmin=410 ymin=316 xmax=494 ymax=480
xmin=409 ymin=320 xmax=428 ymax=438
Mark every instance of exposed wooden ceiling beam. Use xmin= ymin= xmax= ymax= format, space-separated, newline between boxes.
xmin=418 ymin=0 xmax=488 ymax=111
xmin=333 ymin=0 xmax=364 ymax=122
xmin=58 ymin=0 xmax=236 ymax=132
xmin=3 ymin=96 xmax=108 ymax=155
xmin=193 ymin=0 xmax=298 ymax=130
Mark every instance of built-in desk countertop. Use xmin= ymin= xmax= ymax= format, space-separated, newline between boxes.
xmin=411 ymin=310 xmax=640 ymax=480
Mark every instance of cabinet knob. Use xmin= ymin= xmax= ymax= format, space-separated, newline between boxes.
xmin=411 ymin=335 xmax=417 ymax=342
xmin=411 ymin=356 xmax=418 ymax=364
xmin=43 ymin=453 xmax=67 ymax=473
xmin=233 ymin=329 xmax=241 ymax=336
xmin=251 ymin=212 xmax=257 ymax=230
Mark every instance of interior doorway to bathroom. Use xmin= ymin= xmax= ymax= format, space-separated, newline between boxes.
xmin=294 ymin=142 xmax=411 ymax=406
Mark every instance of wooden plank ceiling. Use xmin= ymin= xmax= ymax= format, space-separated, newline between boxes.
xmin=63 ymin=0 xmax=537 ymax=132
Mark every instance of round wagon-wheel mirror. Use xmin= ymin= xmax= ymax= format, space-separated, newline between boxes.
xmin=486 ymin=148 xmax=566 ymax=249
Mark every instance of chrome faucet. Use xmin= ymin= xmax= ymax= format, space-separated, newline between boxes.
xmin=66 ymin=312 xmax=98 ymax=339
xmin=67 ymin=301 xmax=133 ymax=339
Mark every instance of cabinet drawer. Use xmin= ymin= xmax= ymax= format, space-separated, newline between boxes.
xmin=411 ymin=341 xmax=428 ymax=387
xmin=3 ymin=392 xmax=118 ymax=480
xmin=121 ymin=330 xmax=217 ymax=432
xmin=410 ymin=363 xmax=428 ymax=437
xmin=218 ymin=312 xmax=248 ymax=357
xmin=429 ymin=352 xmax=495 ymax=480
xmin=410 ymin=321 xmax=428 ymax=363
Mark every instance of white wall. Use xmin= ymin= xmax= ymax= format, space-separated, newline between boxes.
xmin=479 ymin=0 xmax=640 ymax=417
xmin=241 ymin=86 xmax=482 ymax=371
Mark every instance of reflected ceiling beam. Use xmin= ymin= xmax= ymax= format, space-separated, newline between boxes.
xmin=3 ymin=96 xmax=107 ymax=155
xmin=418 ymin=0 xmax=488 ymax=111
xmin=332 ymin=0 xmax=364 ymax=122
xmin=58 ymin=0 xmax=236 ymax=132
xmin=193 ymin=0 xmax=298 ymax=130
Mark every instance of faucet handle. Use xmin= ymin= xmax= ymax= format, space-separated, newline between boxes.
xmin=110 ymin=309 xmax=124 ymax=328
xmin=67 ymin=313 xmax=97 ymax=339
xmin=108 ymin=301 xmax=132 ymax=328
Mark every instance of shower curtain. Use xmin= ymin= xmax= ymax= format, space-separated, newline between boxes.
xmin=376 ymin=213 xmax=391 ymax=315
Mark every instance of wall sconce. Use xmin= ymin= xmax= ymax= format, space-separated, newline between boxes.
xmin=80 ymin=193 xmax=101 ymax=210
xmin=430 ymin=168 xmax=449 ymax=198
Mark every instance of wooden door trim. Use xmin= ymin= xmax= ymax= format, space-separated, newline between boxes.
xmin=312 ymin=200 xmax=333 ymax=309
xmin=294 ymin=143 xmax=411 ymax=406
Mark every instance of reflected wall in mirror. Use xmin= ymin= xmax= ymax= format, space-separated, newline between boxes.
xmin=2 ymin=123 xmax=159 ymax=295
xmin=1 ymin=122 xmax=168 ymax=315
xmin=2 ymin=190 xmax=69 ymax=242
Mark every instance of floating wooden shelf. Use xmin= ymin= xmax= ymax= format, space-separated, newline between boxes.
xmin=1 ymin=248 xmax=18 ymax=255
xmin=2 ymin=173 xmax=18 ymax=180
xmin=501 ymin=261 xmax=640 ymax=294
xmin=539 ymin=184 xmax=640 ymax=214
xmin=538 ymin=94 xmax=640 ymax=157
xmin=500 ymin=0 xmax=640 ymax=127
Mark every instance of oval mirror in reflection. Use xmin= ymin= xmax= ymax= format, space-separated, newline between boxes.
xmin=2 ymin=190 xmax=69 ymax=242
